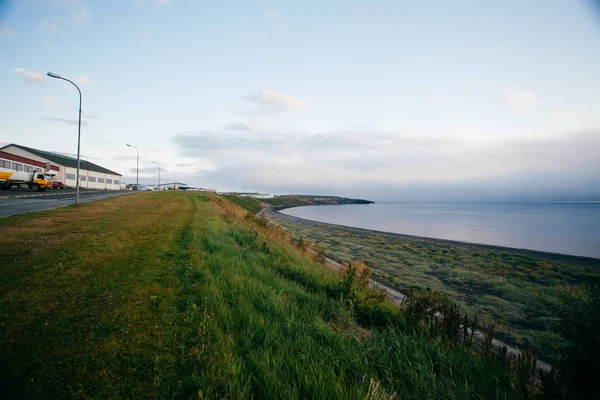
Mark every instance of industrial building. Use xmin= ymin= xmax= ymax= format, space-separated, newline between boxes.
xmin=0 ymin=143 xmax=122 ymax=190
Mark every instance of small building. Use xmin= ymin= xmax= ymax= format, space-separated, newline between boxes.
xmin=0 ymin=143 xmax=122 ymax=190
xmin=238 ymin=192 xmax=274 ymax=199
xmin=155 ymin=182 xmax=188 ymax=190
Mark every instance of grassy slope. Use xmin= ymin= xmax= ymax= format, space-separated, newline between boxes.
xmin=264 ymin=210 xmax=600 ymax=357
xmin=0 ymin=192 xmax=520 ymax=399
xmin=223 ymin=195 xmax=263 ymax=214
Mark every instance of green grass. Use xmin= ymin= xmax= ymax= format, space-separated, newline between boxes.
xmin=264 ymin=208 xmax=600 ymax=359
xmin=223 ymin=194 xmax=264 ymax=214
xmin=0 ymin=192 xmax=522 ymax=399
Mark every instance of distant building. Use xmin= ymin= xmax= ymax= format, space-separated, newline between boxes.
xmin=0 ymin=143 xmax=122 ymax=190
xmin=155 ymin=182 xmax=188 ymax=190
xmin=221 ymin=192 xmax=273 ymax=198
xmin=240 ymin=193 xmax=274 ymax=199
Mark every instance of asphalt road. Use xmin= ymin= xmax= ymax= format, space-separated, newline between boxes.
xmin=0 ymin=190 xmax=133 ymax=218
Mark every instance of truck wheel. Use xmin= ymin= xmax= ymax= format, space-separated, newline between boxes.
xmin=31 ymin=184 xmax=40 ymax=192
xmin=1 ymin=183 xmax=10 ymax=190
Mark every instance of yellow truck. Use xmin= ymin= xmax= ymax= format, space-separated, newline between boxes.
xmin=0 ymin=169 xmax=53 ymax=192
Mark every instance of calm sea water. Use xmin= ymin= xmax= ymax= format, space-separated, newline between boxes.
xmin=281 ymin=203 xmax=600 ymax=259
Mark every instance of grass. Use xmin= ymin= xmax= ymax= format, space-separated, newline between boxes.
xmin=0 ymin=192 xmax=522 ymax=399
xmin=223 ymin=194 xmax=264 ymax=214
xmin=264 ymin=208 xmax=600 ymax=359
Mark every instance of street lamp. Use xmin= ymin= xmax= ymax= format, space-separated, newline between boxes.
xmin=47 ymin=72 xmax=82 ymax=204
xmin=126 ymin=144 xmax=139 ymax=189
xmin=152 ymin=161 xmax=160 ymax=189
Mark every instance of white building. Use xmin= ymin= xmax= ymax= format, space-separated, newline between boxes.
xmin=0 ymin=143 xmax=122 ymax=190
xmin=155 ymin=182 xmax=187 ymax=190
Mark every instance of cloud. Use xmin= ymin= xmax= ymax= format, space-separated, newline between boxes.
xmin=502 ymin=85 xmax=540 ymax=112
xmin=49 ymin=0 xmax=90 ymax=28
xmin=74 ymin=74 xmax=91 ymax=86
xmin=223 ymin=122 xmax=264 ymax=133
xmin=37 ymin=21 xmax=60 ymax=34
xmin=129 ymin=166 xmax=160 ymax=175
xmin=169 ymin=126 xmax=600 ymax=200
xmin=266 ymin=10 xmax=278 ymax=20
xmin=13 ymin=68 xmax=45 ymax=83
xmin=113 ymin=154 xmax=138 ymax=162
xmin=0 ymin=24 xmax=16 ymax=38
xmin=42 ymin=96 xmax=61 ymax=103
xmin=245 ymin=90 xmax=306 ymax=113
xmin=41 ymin=117 xmax=89 ymax=126
xmin=69 ymin=7 xmax=90 ymax=26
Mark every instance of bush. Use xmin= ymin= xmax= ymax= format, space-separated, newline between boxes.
xmin=540 ymin=288 xmax=600 ymax=399
xmin=401 ymin=290 xmax=477 ymax=347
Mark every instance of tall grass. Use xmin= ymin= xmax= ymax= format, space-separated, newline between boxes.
xmin=0 ymin=192 xmax=521 ymax=399
xmin=263 ymin=208 xmax=600 ymax=359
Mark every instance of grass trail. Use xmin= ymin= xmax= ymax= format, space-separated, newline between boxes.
xmin=0 ymin=192 xmax=521 ymax=399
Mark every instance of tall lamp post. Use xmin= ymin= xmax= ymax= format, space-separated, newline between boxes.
xmin=47 ymin=72 xmax=82 ymax=204
xmin=126 ymin=144 xmax=139 ymax=189
xmin=152 ymin=161 xmax=160 ymax=190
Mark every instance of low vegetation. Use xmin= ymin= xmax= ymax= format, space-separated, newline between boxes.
xmin=264 ymin=208 xmax=600 ymax=360
xmin=0 ymin=192 xmax=526 ymax=399
xmin=223 ymin=194 xmax=264 ymax=214
xmin=261 ymin=195 xmax=372 ymax=207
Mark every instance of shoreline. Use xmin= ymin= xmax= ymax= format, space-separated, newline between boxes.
xmin=261 ymin=206 xmax=566 ymax=370
xmin=271 ymin=205 xmax=600 ymax=265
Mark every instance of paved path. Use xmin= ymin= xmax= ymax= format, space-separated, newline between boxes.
xmin=0 ymin=190 xmax=133 ymax=218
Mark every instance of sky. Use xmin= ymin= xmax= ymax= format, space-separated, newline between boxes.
xmin=1 ymin=0 xmax=599 ymax=201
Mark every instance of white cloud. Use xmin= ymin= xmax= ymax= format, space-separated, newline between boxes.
xmin=13 ymin=68 xmax=46 ymax=83
xmin=37 ymin=21 xmax=60 ymax=34
xmin=74 ymin=74 xmax=91 ymax=86
xmin=502 ymin=85 xmax=540 ymax=112
xmin=170 ymin=126 xmax=600 ymax=199
xmin=0 ymin=24 xmax=16 ymax=38
xmin=48 ymin=0 xmax=90 ymax=28
xmin=42 ymin=96 xmax=61 ymax=104
xmin=245 ymin=90 xmax=306 ymax=112
xmin=41 ymin=117 xmax=89 ymax=126
xmin=266 ymin=10 xmax=278 ymax=20
xmin=223 ymin=122 xmax=264 ymax=133
xmin=69 ymin=7 xmax=90 ymax=26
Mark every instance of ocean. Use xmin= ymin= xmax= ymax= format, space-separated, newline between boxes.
xmin=280 ymin=202 xmax=600 ymax=259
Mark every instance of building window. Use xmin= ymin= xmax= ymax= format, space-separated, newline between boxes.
xmin=97 ymin=178 xmax=104 ymax=183
xmin=80 ymin=176 xmax=86 ymax=181
xmin=106 ymin=179 xmax=112 ymax=184
xmin=65 ymin=173 xmax=76 ymax=180
xmin=24 ymin=165 xmax=32 ymax=173
xmin=113 ymin=178 xmax=120 ymax=184
xmin=0 ymin=160 xmax=8 ymax=168
xmin=88 ymin=177 xmax=96 ymax=182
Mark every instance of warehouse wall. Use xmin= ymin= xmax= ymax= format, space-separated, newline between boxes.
xmin=65 ymin=167 xmax=121 ymax=190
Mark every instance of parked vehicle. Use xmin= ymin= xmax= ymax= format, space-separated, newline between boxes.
xmin=52 ymin=181 xmax=65 ymax=190
xmin=0 ymin=169 xmax=52 ymax=191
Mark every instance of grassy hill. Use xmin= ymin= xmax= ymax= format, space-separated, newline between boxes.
xmin=223 ymin=194 xmax=264 ymax=214
xmin=0 ymin=192 xmax=521 ymax=399
xmin=261 ymin=195 xmax=373 ymax=207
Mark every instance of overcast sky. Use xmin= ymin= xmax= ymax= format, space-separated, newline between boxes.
xmin=1 ymin=0 xmax=599 ymax=201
